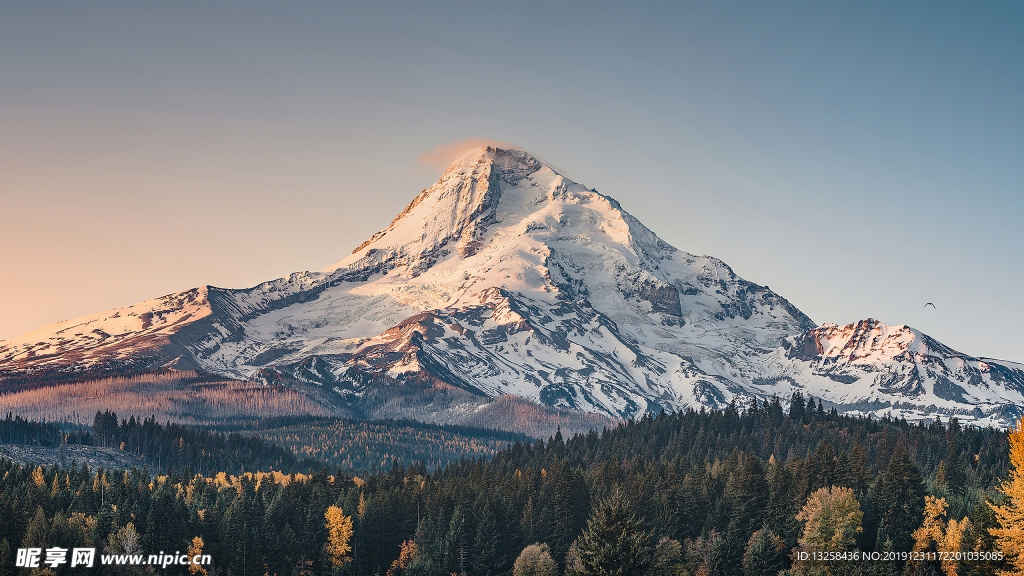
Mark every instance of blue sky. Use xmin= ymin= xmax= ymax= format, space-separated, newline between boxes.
xmin=1 ymin=2 xmax=1021 ymax=362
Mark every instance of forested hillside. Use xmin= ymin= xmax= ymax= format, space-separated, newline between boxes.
xmin=241 ymin=417 xmax=525 ymax=472
xmin=0 ymin=411 xmax=321 ymax=476
xmin=0 ymin=395 xmax=1014 ymax=576
xmin=0 ymin=369 xmax=338 ymax=426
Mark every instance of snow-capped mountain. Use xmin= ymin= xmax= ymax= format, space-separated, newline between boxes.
xmin=2 ymin=147 xmax=1022 ymax=426
xmin=765 ymin=319 xmax=1024 ymax=423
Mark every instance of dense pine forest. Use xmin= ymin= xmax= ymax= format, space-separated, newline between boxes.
xmin=0 ymin=394 xmax=1018 ymax=576
xmin=1 ymin=412 xmax=321 ymax=476
xmin=231 ymin=417 xmax=525 ymax=472
xmin=1 ymin=413 xmax=525 ymax=475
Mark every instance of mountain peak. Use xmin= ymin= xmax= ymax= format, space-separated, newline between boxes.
xmin=323 ymin=145 xmax=558 ymax=275
xmin=6 ymin=144 xmax=1023 ymax=428
xmin=444 ymin=146 xmax=544 ymax=185
xmin=785 ymin=318 xmax=943 ymax=364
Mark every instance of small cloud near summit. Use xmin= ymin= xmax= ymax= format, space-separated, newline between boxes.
xmin=418 ymin=138 xmax=525 ymax=173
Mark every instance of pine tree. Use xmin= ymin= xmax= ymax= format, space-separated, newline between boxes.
xmin=765 ymin=456 xmax=800 ymax=542
xmin=443 ymin=507 xmax=469 ymax=576
xmin=21 ymin=506 xmax=48 ymax=550
xmin=650 ymin=537 xmax=684 ymax=576
xmin=145 ymin=482 xmax=187 ymax=554
xmin=942 ymin=417 xmax=965 ymax=496
xmin=874 ymin=447 xmax=925 ymax=555
xmin=723 ymin=454 xmax=768 ymax=570
xmin=569 ymin=488 xmax=653 ymax=576
xmin=741 ymin=526 xmax=785 ymax=576
xmin=550 ymin=466 xmax=590 ymax=562
xmin=790 ymin=392 xmax=807 ymax=422
xmin=0 ymin=538 xmax=12 ymax=576
xmin=471 ymin=499 xmax=505 ymax=576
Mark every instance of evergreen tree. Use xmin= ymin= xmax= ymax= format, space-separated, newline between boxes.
xmin=21 ymin=506 xmax=47 ymax=550
xmin=471 ymin=498 xmax=508 ymax=576
xmin=549 ymin=466 xmax=590 ymax=562
xmin=569 ymin=489 xmax=653 ymax=576
xmin=145 ymin=482 xmax=187 ymax=554
xmin=722 ymin=455 xmax=768 ymax=573
xmin=741 ymin=526 xmax=785 ymax=576
xmin=767 ymin=395 xmax=785 ymax=427
xmin=874 ymin=448 xmax=925 ymax=555
xmin=942 ymin=417 xmax=965 ymax=496
xmin=443 ymin=507 xmax=469 ymax=576
xmin=790 ymin=392 xmax=807 ymax=422
xmin=650 ymin=537 xmax=684 ymax=576
xmin=0 ymin=538 xmax=12 ymax=576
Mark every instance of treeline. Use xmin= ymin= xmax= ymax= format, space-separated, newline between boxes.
xmin=0 ymin=413 xmax=90 ymax=447
xmin=0 ymin=368 xmax=213 ymax=395
xmin=0 ymin=396 xmax=1014 ymax=576
xmin=341 ymin=396 xmax=1010 ymax=576
xmin=243 ymin=416 xmax=526 ymax=472
xmin=0 ymin=461 xmax=346 ymax=576
xmin=0 ymin=410 xmax=324 ymax=476
xmin=89 ymin=411 xmax=323 ymax=476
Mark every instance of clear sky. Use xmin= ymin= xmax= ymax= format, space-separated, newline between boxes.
xmin=1 ymin=2 xmax=1021 ymax=363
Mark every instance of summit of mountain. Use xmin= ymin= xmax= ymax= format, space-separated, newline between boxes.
xmin=2 ymin=146 xmax=1021 ymax=428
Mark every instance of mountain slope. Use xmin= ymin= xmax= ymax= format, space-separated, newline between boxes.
xmin=2 ymin=146 xmax=1021 ymax=426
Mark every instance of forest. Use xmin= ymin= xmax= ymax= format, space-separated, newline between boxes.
xmin=0 ymin=411 xmax=320 ymax=476
xmin=236 ymin=417 xmax=525 ymax=473
xmin=0 ymin=393 xmax=1021 ymax=576
xmin=0 ymin=412 xmax=525 ymax=475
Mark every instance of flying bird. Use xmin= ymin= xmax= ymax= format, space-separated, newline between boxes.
xmin=924 ymin=302 xmax=936 ymax=308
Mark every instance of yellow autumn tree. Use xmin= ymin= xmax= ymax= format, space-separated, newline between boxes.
xmin=912 ymin=496 xmax=971 ymax=576
xmin=992 ymin=417 xmax=1024 ymax=575
xmin=324 ymin=505 xmax=354 ymax=568
xmin=187 ymin=537 xmax=208 ymax=576
xmin=792 ymin=486 xmax=862 ymax=575
xmin=386 ymin=539 xmax=418 ymax=576
xmin=796 ymin=486 xmax=863 ymax=553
